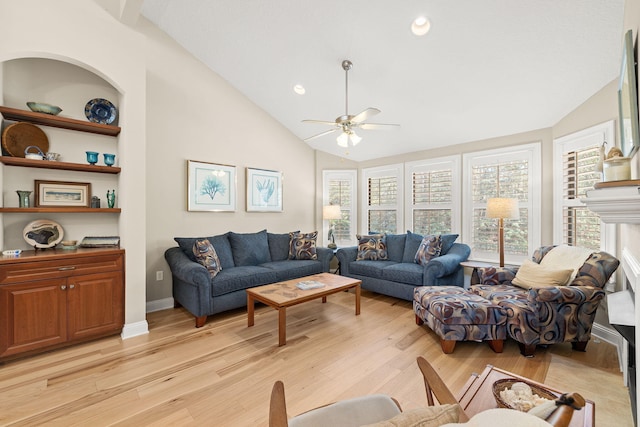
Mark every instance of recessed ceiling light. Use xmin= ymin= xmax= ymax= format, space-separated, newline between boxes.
xmin=411 ymin=16 xmax=431 ymax=36
xmin=293 ymin=84 xmax=306 ymax=95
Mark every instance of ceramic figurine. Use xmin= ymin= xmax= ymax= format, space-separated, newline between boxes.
xmin=107 ymin=189 xmax=116 ymax=208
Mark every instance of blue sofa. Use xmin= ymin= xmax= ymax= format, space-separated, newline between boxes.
xmin=165 ymin=230 xmax=333 ymax=327
xmin=336 ymin=231 xmax=470 ymax=301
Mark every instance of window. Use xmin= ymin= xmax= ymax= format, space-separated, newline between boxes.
xmin=362 ymin=164 xmax=403 ymax=234
xmin=553 ymin=121 xmax=615 ymax=252
xmin=323 ymin=170 xmax=357 ymax=247
xmin=463 ymin=143 xmax=541 ymax=264
xmin=405 ymin=156 xmax=461 ymax=235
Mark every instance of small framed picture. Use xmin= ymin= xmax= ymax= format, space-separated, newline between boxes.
xmin=187 ymin=160 xmax=237 ymax=212
xmin=246 ymin=167 xmax=283 ymax=212
xmin=34 ymin=180 xmax=91 ymax=207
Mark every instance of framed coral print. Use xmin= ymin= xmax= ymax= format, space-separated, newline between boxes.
xmin=187 ymin=160 xmax=236 ymax=211
xmin=246 ymin=167 xmax=283 ymax=212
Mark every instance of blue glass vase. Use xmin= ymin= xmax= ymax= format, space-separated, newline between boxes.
xmin=103 ymin=153 xmax=116 ymax=167
xmin=86 ymin=151 xmax=99 ymax=165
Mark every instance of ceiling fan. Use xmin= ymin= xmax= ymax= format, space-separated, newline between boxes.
xmin=303 ymin=59 xmax=399 ymax=147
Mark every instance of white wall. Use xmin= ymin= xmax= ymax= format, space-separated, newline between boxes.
xmin=138 ymin=18 xmax=319 ymax=303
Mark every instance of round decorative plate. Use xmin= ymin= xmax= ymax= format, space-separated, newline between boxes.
xmin=84 ymin=98 xmax=117 ymax=125
xmin=23 ymin=219 xmax=64 ymax=249
xmin=1 ymin=122 xmax=49 ymax=157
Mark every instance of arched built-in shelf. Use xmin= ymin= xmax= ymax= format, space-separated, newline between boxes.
xmin=0 ymin=106 xmax=120 ymax=136
xmin=0 ymin=207 xmax=121 ymax=213
xmin=0 ymin=156 xmax=121 ymax=174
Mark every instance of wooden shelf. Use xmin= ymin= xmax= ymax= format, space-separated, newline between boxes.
xmin=0 ymin=207 xmax=121 ymax=213
xmin=0 ymin=156 xmax=120 ymax=174
xmin=0 ymin=106 xmax=120 ymax=136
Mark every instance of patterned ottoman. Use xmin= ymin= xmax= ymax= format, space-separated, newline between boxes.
xmin=413 ymin=286 xmax=507 ymax=354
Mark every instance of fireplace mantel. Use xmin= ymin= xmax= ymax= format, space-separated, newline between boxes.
xmin=580 ymin=185 xmax=640 ymax=223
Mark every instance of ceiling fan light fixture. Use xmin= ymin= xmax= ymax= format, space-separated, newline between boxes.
xmin=337 ymin=132 xmax=349 ymax=147
xmin=411 ymin=16 xmax=431 ymax=36
xmin=350 ymin=131 xmax=362 ymax=146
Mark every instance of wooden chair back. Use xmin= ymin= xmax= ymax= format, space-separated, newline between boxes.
xmin=416 ymin=356 xmax=470 ymax=422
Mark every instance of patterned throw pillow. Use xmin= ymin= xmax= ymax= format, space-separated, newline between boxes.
xmin=288 ymin=231 xmax=318 ymax=260
xmin=193 ymin=238 xmax=222 ymax=279
xmin=356 ymin=234 xmax=388 ymax=260
xmin=414 ymin=234 xmax=443 ymax=265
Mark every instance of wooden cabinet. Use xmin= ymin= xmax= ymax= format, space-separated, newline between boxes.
xmin=0 ymin=248 xmax=124 ymax=359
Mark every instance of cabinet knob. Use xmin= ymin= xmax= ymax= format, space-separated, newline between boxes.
xmin=61 ymin=285 xmax=67 ymax=290
xmin=69 ymin=284 xmax=75 ymax=289
xmin=58 ymin=266 xmax=76 ymax=271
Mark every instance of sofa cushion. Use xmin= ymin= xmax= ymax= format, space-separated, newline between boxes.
xmin=384 ymin=233 xmax=406 ymax=262
xmin=350 ymin=260 xmax=396 ymax=277
xmin=511 ymin=259 xmax=573 ymax=289
xmin=174 ymin=233 xmax=235 ymax=268
xmin=193 ymin=239 xmax=222 ymax=279
xmin=210 ymin=266 xmax=278 ymax=296
xmin=362 ymin=404 xmax=460 ymax=427
xmin=289 ymin=231 xmax=318 ymax=260
xmin=382 ymin=263 xmax=423 ymax=286
xmin=440 ymin=234 xmax=459 ymax=255
xmin=261 ymin=260 xmax=323 ymax=281
xmin=229 ymin=230 xmax=271 ymax=266
xmin=414 ymin=235 xmax=443 ymax=265
xmin=402 ymin=231 xmax=423 ymax=263
xmin=268 ymin=232 xmax=294 ymax=261
xmin=357 ymin=234 xmax=388 ymax=260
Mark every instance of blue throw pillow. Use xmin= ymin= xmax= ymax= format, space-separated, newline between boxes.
xmin=384 ymin=233 xmax=406 ymax=262
xmin=228 ymin=229 xmax=271 ymax=266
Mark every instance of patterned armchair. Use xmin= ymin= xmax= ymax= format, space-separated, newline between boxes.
xmin=470 ymin=246 xmax=619 ymax=357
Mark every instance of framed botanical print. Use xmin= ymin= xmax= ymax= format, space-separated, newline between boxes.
xmin=187 ymin=160 xmax=236 ymax=211
xmin=246 ymin=167 xmax=283 ymax=212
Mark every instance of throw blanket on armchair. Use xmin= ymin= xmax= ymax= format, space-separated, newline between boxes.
xmin=539 ymin=245 xmax=593 ymax=282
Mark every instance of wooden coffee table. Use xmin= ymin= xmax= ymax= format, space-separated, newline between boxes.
xmin=246 ymin=273 xmax=361 ymax=346
xmin=458 ymin=365 xmax=594 ymax=427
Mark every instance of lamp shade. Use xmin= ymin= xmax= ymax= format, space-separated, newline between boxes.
xmin=323 ymin=205 xmax=342 ymax=220
xmin=486 ymin=198 xmax=520 ymax=220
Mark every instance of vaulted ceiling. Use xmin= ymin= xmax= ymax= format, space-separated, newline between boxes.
xmin=141 ymin=0 xmax=625 ymax=161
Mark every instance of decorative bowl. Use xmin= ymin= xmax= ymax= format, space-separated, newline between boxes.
xmin=26 ymin=102 xmax=62 ymax=115
xmin=61 ymin=240 xmax=77 ymax=247
xmin=492 ymin=379 xmax=556 ymax=412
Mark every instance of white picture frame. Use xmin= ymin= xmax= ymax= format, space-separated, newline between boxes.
xmin=187 ymin=160 xmax=236 ymax=212
xmin=246 ymin=167 xmax=283 ymax=212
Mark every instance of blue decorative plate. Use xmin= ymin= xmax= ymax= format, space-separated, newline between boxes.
xmin=84 ymin=98 xmax=117 ymax=125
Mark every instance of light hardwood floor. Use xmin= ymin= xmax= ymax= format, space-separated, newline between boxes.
xmin=0 ymin=290 xmax=633 ymax=426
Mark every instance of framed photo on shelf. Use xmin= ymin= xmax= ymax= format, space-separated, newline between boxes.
xmin=246 ymin=167 xmax=283 ymax=212
xmin=187 ymin=160 xmax=236 ymax=212
xmin=34 ymin=180 xmax=91 ymax=207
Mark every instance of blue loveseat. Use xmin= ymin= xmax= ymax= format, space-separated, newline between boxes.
xmin=336 ymin=231 xmax=470 ymax=301
xmin=165 ymin=230 xmax=333 ymax=327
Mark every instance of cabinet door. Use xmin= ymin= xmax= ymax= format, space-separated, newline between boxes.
xmin=0 ymin=279 xmax=67 ymax=357
xmin=67 ymin=271 xmax=124 ymax=341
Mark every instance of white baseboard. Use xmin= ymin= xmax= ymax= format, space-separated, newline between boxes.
xmin=592 ymin=322 xmax=624 ymax=372
xmin=146 ymin=297 xmax=174 ymax=313
xmin=121 ymin=320 xmax=149 ymax=339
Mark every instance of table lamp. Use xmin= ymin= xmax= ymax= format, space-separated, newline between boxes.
xmin=323 ymin=205 xmax=342 ymax=249
xmin=486 ymin=198 xmax=520 ymax=267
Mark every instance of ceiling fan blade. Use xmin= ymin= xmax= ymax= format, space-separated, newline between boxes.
xmin=302 ymin=119 xmax=338 ymax=126
xmin=358 ymin=123 xmax=400 ymax=130
xmin=351 ymin=107 xmax=381 ymax=123
xmin=303 ymin=128 xmax=338 ymax=141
